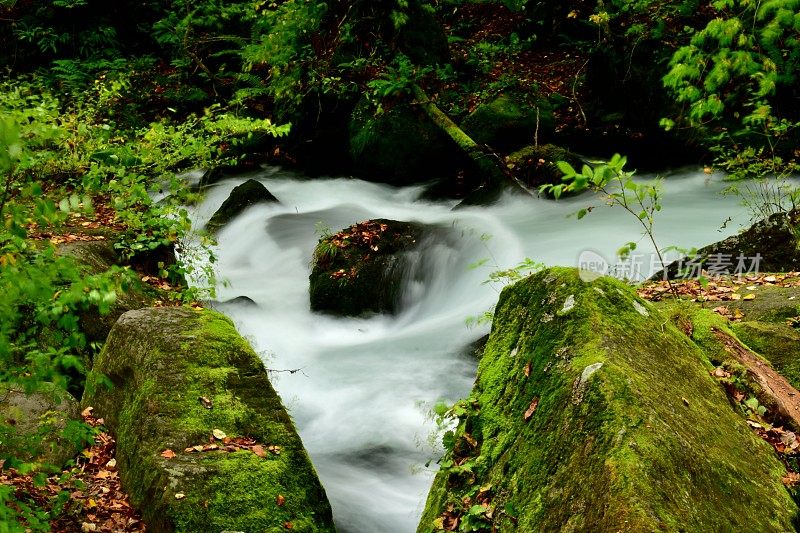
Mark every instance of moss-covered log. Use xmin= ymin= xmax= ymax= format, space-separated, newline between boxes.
xmin=418 ymin=267 xmax=797 ymax=532
xmin=83 ymin=307 xmax=334 ymax=532
xmin=412 ymin=85 xmax=533 ymax=203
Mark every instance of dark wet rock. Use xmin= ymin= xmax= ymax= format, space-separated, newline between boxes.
xmin=309 ymin=219 xmax=425 ymax=315
xmin=657 ymin=211 xmax=800 ymax=280
xmin=206 ymin=179 xmax=278 ymax=233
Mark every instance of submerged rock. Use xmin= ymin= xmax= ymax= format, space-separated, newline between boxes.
xmin=206 ymin=179 xmax=278 ymax=233
xmin=83 ymin=307 xmax=334 ymax=532
xmin=309 ymin=219 xmax=424 ymax=316
xmin=418 ymin=267 xmax=797 ymax=532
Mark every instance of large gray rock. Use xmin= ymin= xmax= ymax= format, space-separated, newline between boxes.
xmin=83 ymin=307 xmax=334 ymax=532
xmin=418 ymin=267 xmax=797 ymax=532
xmin=0 ymin=384 xmax=82 ymax=468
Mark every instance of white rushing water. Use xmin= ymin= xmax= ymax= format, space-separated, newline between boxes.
xmin=187 ymin=166 xmax=752 ymax=532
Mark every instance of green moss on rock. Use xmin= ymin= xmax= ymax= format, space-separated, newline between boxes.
xmin=734 ymin=320 xmax=800 ymax=390
xmin=309 ymin=219 xmax=424 ymax=316
xmin=460 ymin=95 xmax=554 ymax=153
xmin=83 ymin=307 xmax=334 ymax=532
xmin=348 ymin=98 xmax=461 ymax=185
xmin=506 ymin=143 xmax=582 ymax=193
xmin=418 ymin=268 xmax=797 ymax=532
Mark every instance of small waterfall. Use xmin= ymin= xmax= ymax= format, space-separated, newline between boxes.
xmin=188 ymin=167 xmax=751 ymax=532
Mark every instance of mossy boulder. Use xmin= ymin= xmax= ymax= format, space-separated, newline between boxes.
xmin=58 ymin=240 xmax=163 ymax=343
xmin=710 ymin=284 xmax=800 ymax=324
xmin=349 ymin=98 xmax=462 ymax=185
xmin=460 ymin=95 xmax=554 ymax=153
xmin=0 ymin=384 xmax=82 ymax=469
xmin=734 ymin=320 xmax=800 ymax=390
xmin=206 ymin=179 xmax=278 ymax=233
xmin=310 ymin=219 xmax=424 ymax=316
xmin=506 ymin=143 xmax=582 ymax=194
xmin=83 ymin=307 xmax=334 ymax=532
xmin=418 ymin=267 xmax=797 ymax=532
xmin=659 ymin=210 xmax=800 ymax=279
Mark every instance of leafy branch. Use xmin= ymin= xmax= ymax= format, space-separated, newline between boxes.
xmin=542 ymin=154 xmax=678 ymax=296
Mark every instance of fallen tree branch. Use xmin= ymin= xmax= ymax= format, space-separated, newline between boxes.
xmin=713 ymin=327 xmax=800 ymax=431
xmin=411 ymin=84 xmax=534 ymax=201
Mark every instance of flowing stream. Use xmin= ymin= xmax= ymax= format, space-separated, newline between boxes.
xmin=188 ymin=167 xmax=753 ymax=532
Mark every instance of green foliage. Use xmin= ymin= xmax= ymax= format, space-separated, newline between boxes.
xmin=543 ymin=155 xmax=676 ymax=291
xmin=367 ymin=55 xmax=430 ymax=99
xmin=239 ymin=0 xmax=328 ymax=115
xmin=466 ymin=257 xmax=544 ymax=328
xmin=663 ymin=0 xmax=800 ymax=162
xmin=0 ymin=116 xmax=120 ymax=529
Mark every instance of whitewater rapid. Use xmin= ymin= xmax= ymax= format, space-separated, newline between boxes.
xmin=187 ymin=167 xmax=750 ymax=532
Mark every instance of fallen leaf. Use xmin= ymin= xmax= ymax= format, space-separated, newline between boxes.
xmin=783 ymin=472 xmax=800 ymax=486
xmin=252 ymin=445 xmax=266 ymax=458
xmin=212 ymin=429 xmax=227 ymax=440
xmin=743 ymin=293 xmax=756 ymax=300
xmin=524 ymin=397 xmax=540 ymax=421
xmin=199 ymin=396 xmax=213 ymax=409
xmin=106 ymin=458 xmax=116 ymax=468
xmin=174 ymin=493 xmax=186 ymax=500
xmin=283 ymin=521 xmax=293 ymax=529
xmin=276 ymin=494 xmax=286 ymax=506
xmin=82 ymin=406 xmax=94 ymax=417
xmin=160 ymin=449 xmax=176 ymax=459
xmin=524 ymin=362 xmax=531 ymax=377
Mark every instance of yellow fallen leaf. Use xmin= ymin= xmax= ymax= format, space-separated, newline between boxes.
xmin=743 ymin=294 xmax=756 ymax=300
xmin=730 ymin=293 xmax=742 ymax=300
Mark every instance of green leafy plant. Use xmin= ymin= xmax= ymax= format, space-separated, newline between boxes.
xmin=542 ymin=154 xmax=678 ymax=293
xmin=662 ymin=0 xmax=800 ymax=169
